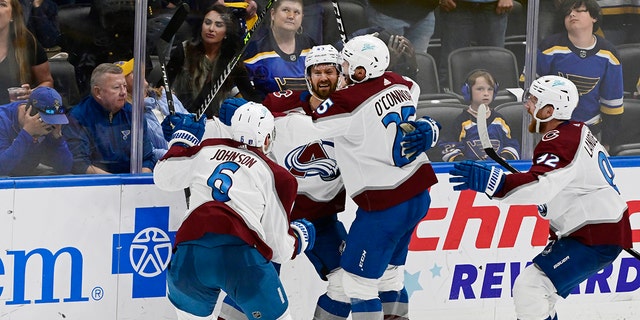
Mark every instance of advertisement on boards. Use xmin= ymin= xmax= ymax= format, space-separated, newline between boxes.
xmin=0 ymin=162 xmax=639 ymax=319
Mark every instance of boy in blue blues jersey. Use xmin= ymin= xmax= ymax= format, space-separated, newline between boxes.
xmin=439 ymin=69 xmax=520 ymax=161
xmin=537 ymin=0 xmax=624 ymax=150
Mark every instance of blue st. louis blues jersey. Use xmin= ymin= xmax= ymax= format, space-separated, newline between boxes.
xmin=537 ymin=33 xmax=624 ymax=124
xmin=243 ymin=30 xmax=316 ymax=99
xmin=439 ymin=108 xmax=520 ymax=161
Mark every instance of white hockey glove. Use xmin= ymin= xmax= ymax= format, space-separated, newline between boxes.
xmin=449 ymin=160 xmax=505 ymax=197
xmin=291 ymin=218 xmax=316 ymax=255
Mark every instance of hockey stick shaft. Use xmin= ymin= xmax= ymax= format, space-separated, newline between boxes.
xmin=477 ymin=104 xmax=519 ymax=173
xmin=331 ymin=0 xmax=348 ymax=44
xmin=476 ymin=105 xmax=640 ymax=261
xmin=192 ymin=0 xmax=275 ymax=120
xmin=157 ymin=3 xmax=189 ymax=115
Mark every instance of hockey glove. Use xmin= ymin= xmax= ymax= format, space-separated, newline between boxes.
xmin=167 ymin=113 xmax=206 ymax=148
xmin=400 ymin=116 xmax=441 ymax=161
xmin=291 ymin=218 xmax=316 ymax=255
xmin=219 ymin=97 xmax=248 ymax=126
xmin=449 ymin=160 xmax=505 ymax=197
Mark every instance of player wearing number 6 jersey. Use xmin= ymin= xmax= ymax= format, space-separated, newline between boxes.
xmin=154 ymin=104 xmax=315 ymax=320
xmin=301 ymin=35 xmax=439 ymax=320
xmin=449 ymin=75 xmax=632 ymax=320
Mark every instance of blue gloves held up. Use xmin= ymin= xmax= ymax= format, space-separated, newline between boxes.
xmin=290 ymin=218 xmax=316 ymax=255
xmin=449 ymin=160 xmax=506 ymax=197
xmin=399 ymin=116 xmax=441 ymax=161
xmin=161 ymin=113 xmax=206 ymax=147
xmin=219 ymin=97 xmax=248 ymax=126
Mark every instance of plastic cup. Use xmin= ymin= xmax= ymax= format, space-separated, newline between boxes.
xmin=7 ymin=87 xmax=28 ymax=102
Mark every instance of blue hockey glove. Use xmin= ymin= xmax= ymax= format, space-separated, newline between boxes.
xmin=219 ymin=97 xmax=248 ymax=126
xmin=167 ymin=113 xmax=206 ymax=147
xmin=291 ymin=218 xmax=316 ymax=255
xmin=449 ymin=160 xmax=505 ymax=197
xmin=161 ymin=113 xmax=180 ymax=142
xmin=400 ymin=116 xmax=441 ymax=161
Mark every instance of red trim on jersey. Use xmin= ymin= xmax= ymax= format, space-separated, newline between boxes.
xmin=353 ymin=163 xmax=437 ymax=211
xmin=551 ymin=209 xmax=632 ymax=248
xmin=291 ymin=190 xmax=347 ymax=221
xmin=175 ymin=201 xmax=274 ymax=260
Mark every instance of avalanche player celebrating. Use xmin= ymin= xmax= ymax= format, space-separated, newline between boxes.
xmin=154 ymin=105 xmax=315 ymax=320
xmin=305 ymin=35 xmax=440 ymax=319
xmin=449 ymin=75 xmax=632 ymax=320
xmin=216 ymin=45 xmax=352 ymax=320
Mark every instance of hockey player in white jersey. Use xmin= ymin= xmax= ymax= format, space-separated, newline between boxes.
xmin=302 ymin=35 xmax=441 ymax=319
xmin=449 ymin=75 xmax=632 ymax=320
xmin=221 ymin=36 xmax=439 ymax=319
xmin=214 ymin=45 xmax=352 ymax=320
xmin=154 ymin=106 xmax=316 ymax=320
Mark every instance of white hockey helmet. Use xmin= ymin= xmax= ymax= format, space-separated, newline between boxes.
xmin=527 ymin=75 xmax=579 ymax=122
xmin=231 ymin=102 xmax=275 ymax=153
xmin=304 ymin=45 xmax=342 ymax=96
xmin=341 ymin=34 xmax=389 ymax=83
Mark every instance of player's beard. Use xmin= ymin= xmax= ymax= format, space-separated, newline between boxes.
xmin=313 ymin=80 xmax=338 ymax=100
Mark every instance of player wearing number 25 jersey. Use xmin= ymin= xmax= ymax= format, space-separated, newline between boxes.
xmin=304 ymin=35 xmax=439 ymax=319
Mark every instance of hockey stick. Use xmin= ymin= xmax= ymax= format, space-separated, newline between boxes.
xmin=477 ymin=104 xmax=518 ymax=172
xmin=476 ymin=104 xmax=640 ymax=261
xmin=156 ymin=2 xmax=190 ymax=115
xmin=192 ymin=0 xmax=275 ymax=120
xmin=331 ymin=0 xmax=348 ymax=44
xmin=154 ymin=3 xmax=191 ymax=207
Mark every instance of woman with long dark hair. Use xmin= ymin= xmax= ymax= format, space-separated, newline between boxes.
xmin=167 ymin=4 xmax=259 ymax=118
xmin=0 ymin=0 xmax=54 ymax=103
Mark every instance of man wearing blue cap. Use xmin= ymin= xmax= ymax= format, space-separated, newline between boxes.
xmin=0 ymin=86 xmax=72 ymax=176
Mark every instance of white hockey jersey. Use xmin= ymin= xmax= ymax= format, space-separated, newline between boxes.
xmin=263 ymin=90 xmax=346 ymax=221
xmin=154 ymin=138 xmax=299 ymax=263
xmin=494 ymin=121 xmax=631 ymax=247
xmin=308 ymin=71 xmax=438 ymax=211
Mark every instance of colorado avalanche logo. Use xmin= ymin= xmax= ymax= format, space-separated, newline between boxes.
xmin=284 ymin=140 xmax=340 ymax=181
xmin=542 ymin=129 xmax=560 ymax=142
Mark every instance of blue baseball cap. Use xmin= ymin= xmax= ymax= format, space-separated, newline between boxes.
xmin=28 ymin=87 xmax=68 ymax=125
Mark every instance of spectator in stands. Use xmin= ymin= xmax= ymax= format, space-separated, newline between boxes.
xmin=366 ymin=0 xmax=438 ymax=54
xmin=242 ymin=0 xmax=316 ymax=99
xmin=537 ymin=0 xmax=624 ymax=150
xmin=167 ymin=3 xmax=259 ymax=118
xmin=62 ymin=63 xmax=155 ymax=174
xmin=438 ymin=69 xmax=520 ymax=161
xmin=437 ymin=0 xmax=514 ymax=90
xmin=115 ymin=59 xmax=188 ymax=161
xmin=0 ymin=86 xmax=71 ymax=176
xmin=0 ymin=0 xmax=54 ymax=104
xmin=21 ymin=0 xmax=62 ymax=49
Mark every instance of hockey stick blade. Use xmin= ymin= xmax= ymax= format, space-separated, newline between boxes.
xmin=477 ymin=104 xmax=518 ymax=173
xmin=192 ymin=0 xmax=275 ymax=120
xmin=160 ymin=3 xmax=189 ymax=44
xmin=477 ymin=104 xmax=640 ymax=261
